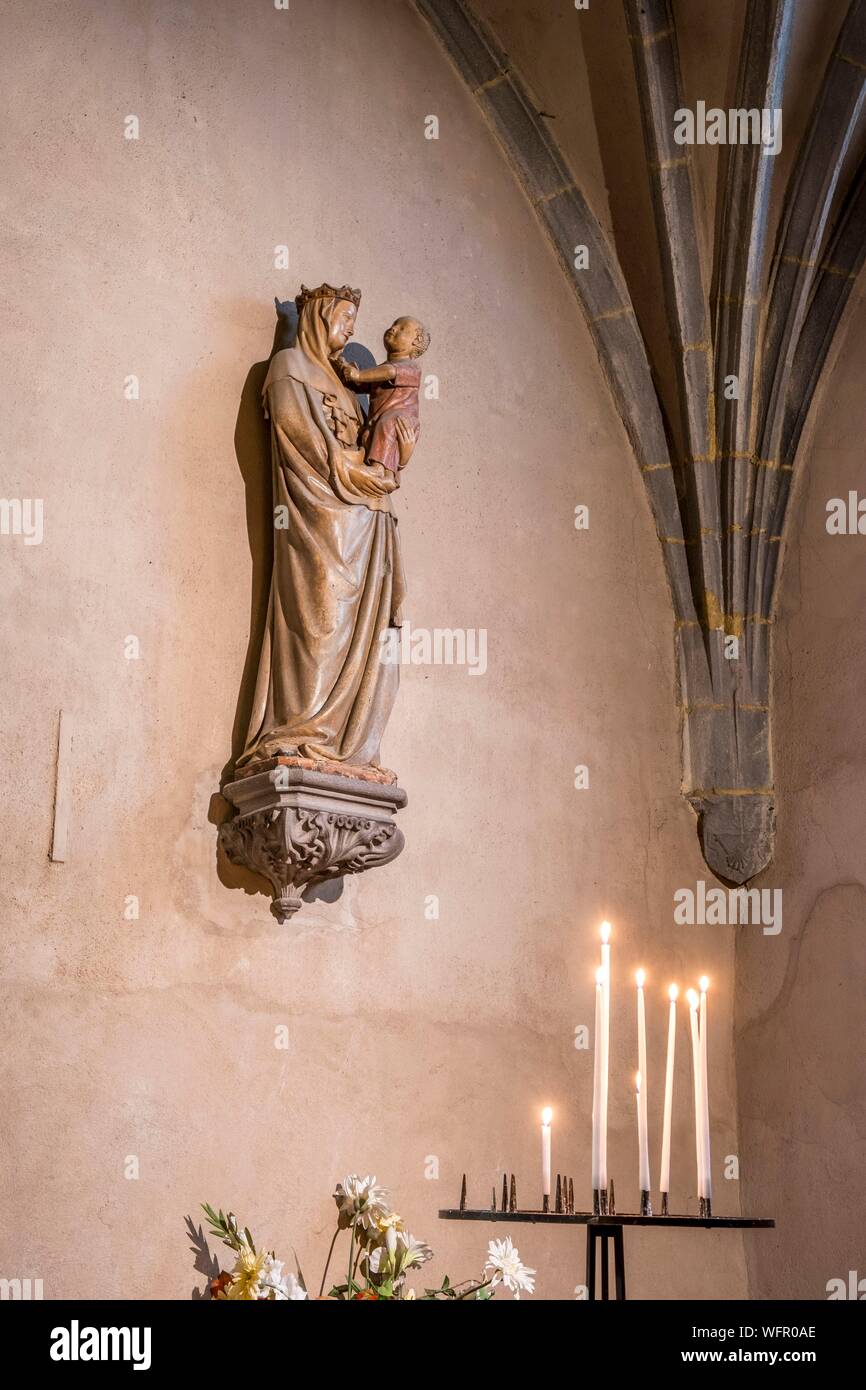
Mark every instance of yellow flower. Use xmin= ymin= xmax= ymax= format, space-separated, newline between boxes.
xmin=373 ymin=1211 xmax=404 ymax=1236
xmin=224 ymin=1243 xmax=269 ymax=1300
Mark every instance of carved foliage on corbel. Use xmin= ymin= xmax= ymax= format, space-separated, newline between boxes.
xmin=220 ymin=807 xmax=405 ymax=923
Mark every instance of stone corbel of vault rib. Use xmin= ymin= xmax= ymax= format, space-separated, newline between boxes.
xmin=738 ymin=0 xmax=866 ymax=874
xmin=626 ymin=0 xmax=796 ymax=882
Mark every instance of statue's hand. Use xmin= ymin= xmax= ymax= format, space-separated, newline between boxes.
xmin=396 ymin=417 xmax=417 ymax=469
xmin=339 ymin=357 xmax=360 ymax=384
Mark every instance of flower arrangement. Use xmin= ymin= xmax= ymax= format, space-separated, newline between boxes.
xmin=201 ymin=1175 xmax=535 ymax=1301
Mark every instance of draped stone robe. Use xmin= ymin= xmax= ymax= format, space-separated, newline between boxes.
xmin=238 ymin=338 xmax=406 ymax=770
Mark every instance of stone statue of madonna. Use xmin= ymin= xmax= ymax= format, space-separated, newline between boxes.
xmin=238 ymin=283 xmax=415 ymax=774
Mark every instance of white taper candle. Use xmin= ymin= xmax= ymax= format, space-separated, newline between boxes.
xmin=699 ymin=977 xmax=712 ymax=1203
xmin=687 ymin=989 xmax=705 ymax=1199
xmin=541 ymin=1106 xmax=552 ymax=1198
xmin=660 ymin=984 xmax=678 ymax=1197
xmin=636 ymin=969 xmax=650 ymax=1193
xmin=599 ymin=921 xmax=611 ymax=1192
xmin=636 ymin=1071 xmax=650 ymax=1194
xmin=591 ymin=967 xmax=603 ymax=1193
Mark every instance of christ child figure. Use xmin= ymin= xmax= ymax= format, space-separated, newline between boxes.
xmin=339 ymin=316 xmax=430 ymax=483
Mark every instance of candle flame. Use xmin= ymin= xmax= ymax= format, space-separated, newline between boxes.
xmin=686 ymin=988 xmax=699 ymax=1008
xmin=635 ymin=968 xmax=646 ymax=988
xmin=668 ymin=983 xmax=679 ymax=1001
xmin=542 ymin=1106 xmax=553 ymax=1125
xmin=600 ymin=920 xmax=611 ymax=943
xmin=635 ymin=1070 xmax=641 ymax=1093
xmin=699 ymin=975 xmax=710 ymax=992
xmin=596 ymin=966 xmax=605 ymax=986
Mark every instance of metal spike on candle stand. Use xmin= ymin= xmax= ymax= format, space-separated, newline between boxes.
xmin=459 ymin=1174 xmax=467 ymax=1212
xmin=501 ymin=1174 xmax=508 ymax=1211
xmin=555 ymin=1174 xmax=562 ymax=1214
xmin=491 ymin=1186 xmax=496 ymax=1212
xmin=542 ymin=1192 xmax=549 ymax=1214
xmin=608 ymin=1178 xmax=615 ymax=1216
xmin=569 ymin=1178 xmax=575 ymax=1215
xmin=509 ymin=1174 xmax=517 ymax=1213
xmin=661 ymin=1190 xmax=669 ymax=1217
xmin=640 ymin=1189 xmax=652 ymax=1217
xmin=592 ymin=1187 xmax=601 ymax=1215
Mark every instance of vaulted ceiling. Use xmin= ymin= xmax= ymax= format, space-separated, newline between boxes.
xmin=416 ymin=0 xmax=866 ymax=883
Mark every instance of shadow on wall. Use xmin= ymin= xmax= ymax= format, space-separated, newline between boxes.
xmin=185 ymin=1216 xmax=220 ymax=1300
xmin=208 ymin=297 xmax=376 ymax=909
xmin=736 ymin=882 xmax=866 ymax=1298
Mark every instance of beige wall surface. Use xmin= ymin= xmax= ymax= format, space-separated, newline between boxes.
xmin=472 ymin=0 xmax=866 ymax=1303
xmin=736 ymin=285 xmax=866 ymax=1301
xmin=0 ymin=0 xmax=750 ymax=1300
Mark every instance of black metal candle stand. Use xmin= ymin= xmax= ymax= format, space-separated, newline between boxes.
xmin=440 ymin=1194 xmax=774 ymax=1301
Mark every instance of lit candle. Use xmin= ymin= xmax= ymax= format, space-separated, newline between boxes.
xmin=660 ymin=984 xmax=678 ymax=1201
xmin=687 ymin=988 xmax=705 ymax=1199
xmin=699 ymin=977 xmax=712 ymax=1205
xmin=635 ymin=1071 xmax=650 ymax=1194
xmin=635 ymin=969 xmax=650 ymax=1195
xmin=599 ymin=921 xmax=611 ymax=1193
xmin=591 ymin=967 xmax=604 ymax=1196
xmin=541 ymin=1106 xmax=553 ymax=1202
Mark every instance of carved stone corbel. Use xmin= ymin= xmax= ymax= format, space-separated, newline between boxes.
xmin=220 ymin=761 xmax=407 ymax=922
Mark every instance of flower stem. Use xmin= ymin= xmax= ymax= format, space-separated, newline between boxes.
xmin=318 ymin=1226 xmax=340 ymax=1298
xmin=456 ymin=1277 xmax=493 ymax=1300
xmin=346 ymin=1223 xmax=356 ymax=1298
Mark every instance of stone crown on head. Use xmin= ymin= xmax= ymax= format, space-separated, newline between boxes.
xmin=295 ymin=282 xmax=362 ymax=311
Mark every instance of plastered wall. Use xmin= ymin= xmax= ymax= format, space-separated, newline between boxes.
xmin=0 ymin=0 xmax=747 ymax=1299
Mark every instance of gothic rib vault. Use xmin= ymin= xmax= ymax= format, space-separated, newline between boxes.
xmin=416 ymin=0 xmax=866 ymax=883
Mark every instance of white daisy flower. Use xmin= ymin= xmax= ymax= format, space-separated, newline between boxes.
xmin=399 ymin=1233 xmax=433 ymax=1269
xmin=484 ymin=1236 xmax=536 ymax=1299
xmin=334 ymin=1175 xmax=390 ymax=1230
xmin=259 ymin=1256 xmax=308 ymax=1300
xmin=277 ymin=1271 xmax=309 ymax=1301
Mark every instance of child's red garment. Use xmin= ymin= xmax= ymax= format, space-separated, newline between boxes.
xmin=361 ymin=360 xmax=422 ymax=472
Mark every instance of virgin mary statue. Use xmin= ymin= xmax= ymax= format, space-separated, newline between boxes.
xmin=238 ymin=283 xmax=409 ymax=773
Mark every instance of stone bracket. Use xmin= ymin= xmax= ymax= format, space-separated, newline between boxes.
xmin=219 ymin=764 xmax=407 ymax=922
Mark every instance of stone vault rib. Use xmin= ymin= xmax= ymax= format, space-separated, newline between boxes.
xmin=415 ymin=0 xmax=866 ymax=883
xmin=769 ymin=155 xmax=866 ymax=602
xmin=413 ymin=0 xmax=695 ymax=626
xmin=749 ymin=0 xmax=866 ymax=633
